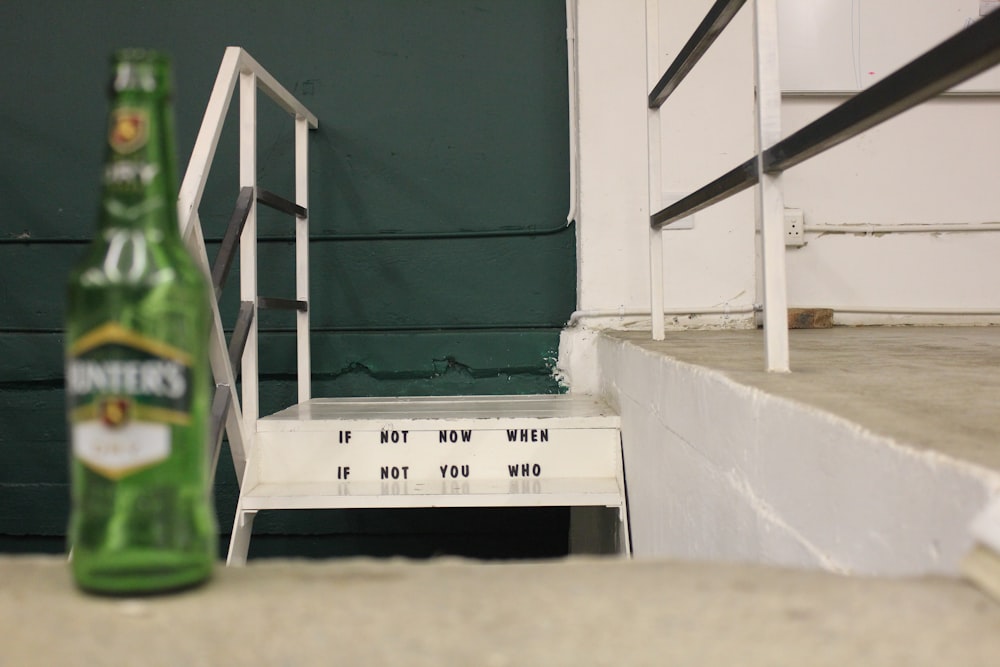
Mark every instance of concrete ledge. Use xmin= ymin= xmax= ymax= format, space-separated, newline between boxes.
xmin=560 ymin=327 xmax=1000 ymax=575
xmin=4 ymin=555 xmax=1000 ymax=665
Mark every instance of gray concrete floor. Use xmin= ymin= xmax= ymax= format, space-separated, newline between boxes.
xmin=608 ymin=326 xmax=1000 ymax=473
xmin=5 ymin=555 xmax=1000 ymax=666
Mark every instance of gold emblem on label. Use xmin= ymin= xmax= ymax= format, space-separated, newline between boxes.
xmin=100 ymin=398 xmax=130 ymax=428
xmin=108 ymin=108 xmax=148 ymax=154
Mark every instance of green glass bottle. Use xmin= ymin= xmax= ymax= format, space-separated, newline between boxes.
xmin=65 ymin=50 xmax=216 ymax=594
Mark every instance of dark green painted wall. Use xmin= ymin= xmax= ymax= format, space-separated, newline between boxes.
xmin=0 ymin=1 xmax=575 ymax=558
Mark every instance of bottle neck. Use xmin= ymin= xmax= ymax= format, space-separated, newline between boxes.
xmin=98 ymin=62 xmax=179 ymax=238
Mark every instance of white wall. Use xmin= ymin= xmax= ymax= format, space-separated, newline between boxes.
xmin=573 ymin=0 xmax=1000 ymax=328
xmin=783 ymin=97 xmax=1000 ymax=322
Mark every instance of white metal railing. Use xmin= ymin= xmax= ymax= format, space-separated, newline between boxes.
xmin=645 ymin=0 xmax=788 ymax=370
xmin=177 ymin=47 xmax=318 ymax=483
xmin=644 ymin=0 xmax=1000 ymax=372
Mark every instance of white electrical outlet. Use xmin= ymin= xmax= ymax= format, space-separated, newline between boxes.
xmin=784 ymin=208 xmax=805 ymax=247
xmin=658 ymin=193 xmax=696 ymax=230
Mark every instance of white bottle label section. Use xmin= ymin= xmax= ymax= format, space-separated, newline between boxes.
xmin=74 ymin=420 xmax=170 ymax=479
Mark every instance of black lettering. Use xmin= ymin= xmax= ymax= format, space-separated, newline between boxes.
xmin=337 ymin=466 xmax=351 ymax=480
xmin=442 ymin=430 xmax=471 ymax=443
xmin=441 ymin=463 xmax=471 ymax=479
xmin=508 ymin=463 xmax=541 ymax=478
xmin=505 ymin=429 xmax=546 ymax=443
xmin=380 ymin=430 xmax=410 ymax=444
xmin=382 ymin=465 xmax=409 ymax=480
xmin=339 ymin=430 xmax=352 ymax=444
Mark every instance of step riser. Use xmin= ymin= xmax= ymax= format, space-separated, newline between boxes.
xmin=252 ymin=429 xmax=622 ymax=485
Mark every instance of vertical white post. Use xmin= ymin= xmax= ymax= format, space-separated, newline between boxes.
xmin=295 ymin=115 xmax=311 ymax=403
xmin=239 ymin=69 xmax=260 ymax=433
xmin=752 ymin=0 xmax=790 ymax=372
xmin=645 ymin=0 xmax=665 ymax=341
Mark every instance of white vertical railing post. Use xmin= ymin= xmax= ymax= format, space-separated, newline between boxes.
xmin=645 ymin=0 xmax=665 ymax=341
xmin=295 ymin=115 xmax=312 ymax=402
xmin=752 ymin=0 xmax=790 ymax=372
xmin=239 ymin=69 xmax=260 ymax=434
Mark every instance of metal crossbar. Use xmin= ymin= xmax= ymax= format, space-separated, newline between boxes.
xmin=229 ymin=301 xmax=255 ymax=376
xmin=646 ymin=1 xmax=1000 ymax=371
xmin=211 ymin=186 xmax=254 ymax=297
xmin=257 ymin=189 xmax=308 ymax=218
xmin=258 ymin=296 xmax=309 ymax=313
xmin=208 ymin=387 xmax=231 ymax=480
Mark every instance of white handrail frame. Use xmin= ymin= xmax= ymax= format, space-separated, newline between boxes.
xmin=176 ymin=47 xmax=319 ymax=484
xmin=646 ymin=0 xmax=666 ymax=341
xmin=240 ymin=69 xmax=260 ymax=434
xmin=295 ymin=116 xmax=311 ymax=402
xmin=178 ymin=48 xmax=247 ymax=482
xmin=751 ymin=0 xmax=790 ymax=372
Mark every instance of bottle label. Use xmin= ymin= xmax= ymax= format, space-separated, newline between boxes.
xmin=67 ymin=322 xmax=192 ymax=479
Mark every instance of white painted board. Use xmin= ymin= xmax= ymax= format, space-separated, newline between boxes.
xmin=779 ymin=0 xmax=1000 ymax=93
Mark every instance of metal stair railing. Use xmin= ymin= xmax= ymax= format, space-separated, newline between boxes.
xmin=176 ymin=47 xmax=318 ymax=483
xmin=645 ymin=0 xmax=1000 ymax=372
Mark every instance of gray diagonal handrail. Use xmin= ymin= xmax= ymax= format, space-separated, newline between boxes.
xmin=211 ymin=186 xmax=254 ymax=297
xmin=648 ymin=0 xmax=747 ymax=109
xmin=650 ymin=8 xmax=1000 ymax=230
xmin=763 ymin=7 xmax=1000 ymax=173
xmin=651 ymin=158 xmax=757 ymax=228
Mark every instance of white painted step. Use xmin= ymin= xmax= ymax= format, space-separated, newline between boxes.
xmin=228 ymin=394 xmax=629 ymax=564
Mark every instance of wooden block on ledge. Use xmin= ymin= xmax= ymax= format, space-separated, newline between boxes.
xmin=788 ymin=308 xmax=834 ymax=329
